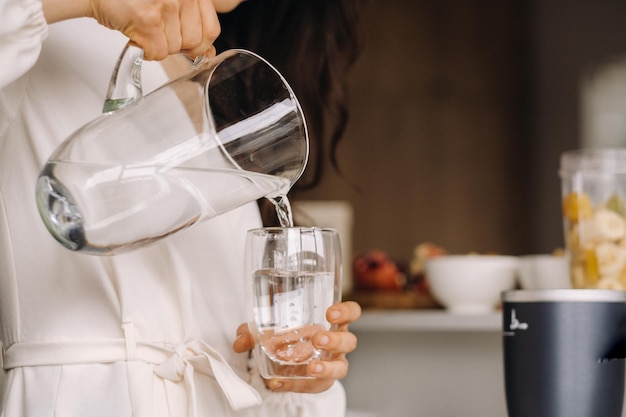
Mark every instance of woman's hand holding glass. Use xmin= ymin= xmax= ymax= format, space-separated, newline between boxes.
xmin=233 ymin=300 xmax=361 ymax=393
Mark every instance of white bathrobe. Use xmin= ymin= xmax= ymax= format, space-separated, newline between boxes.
xmin=0 ymin=1 xmax=345 ymax=416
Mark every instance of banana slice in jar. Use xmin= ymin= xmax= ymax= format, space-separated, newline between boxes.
xmin=597 ymin=276 xmax=625 ymax=290
xmin=580 ymin=209 xmax=626 ymax=244
xmin=563 ymin=191 xmax=626 ymax=288
xmin=595 ymin=241 xmax=626 ymax=277
xmin=562 ymin=192 xmax=594 ymax=222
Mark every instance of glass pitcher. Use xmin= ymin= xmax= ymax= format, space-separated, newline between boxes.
xmin=36 ymin=44 xmax=309 ymax=255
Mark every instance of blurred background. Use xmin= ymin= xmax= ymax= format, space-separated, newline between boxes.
xmin=11 ymin=2 xmax=626 ymax=417
xmin=294 ymin=0 xmax=626 ymax=263
xmin=290 ymin=1 xmax=626 ymax=416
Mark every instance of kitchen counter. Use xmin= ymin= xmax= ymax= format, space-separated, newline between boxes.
xmin=351 ymin=309 xmax=502 ymax=333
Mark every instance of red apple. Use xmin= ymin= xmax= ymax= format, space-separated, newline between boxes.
xmin=353 ymin=250 xmax=405 ymax=292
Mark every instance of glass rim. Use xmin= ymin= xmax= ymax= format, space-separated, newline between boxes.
xmin=560 ymin=147 xmax=626 ymax=177
xmin=247 ymin=226 xmax=339 ymax=235
xmin=209 ymin=48 xmax=310 ymax=186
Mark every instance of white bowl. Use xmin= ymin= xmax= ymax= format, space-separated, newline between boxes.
xmin=517 ymin=254 xmax=571 ymax=290
xmin=425 ymin=255 xmax=518 ymax=314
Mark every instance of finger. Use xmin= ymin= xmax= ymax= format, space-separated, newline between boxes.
xmin=313 ymin=330 xmax=358 ymax=354
xmin=327 ymin=301 xmax=362 ymax=327
xmin=267 ymin=376 xmax=336 ymax=394
xmin=179 ymin=0 xmax=202 ymax=50
xmin=199 ymin=0 xmax=221 ymax=44
xmin=159 ymin=0 xmax=183 ymax=54
xmin=233 ymin=323 xmax=255 ymax=353
xmin=182 ymin=0 xmax=220 ymax=57
xmin=122 ymin=6 xmax=170 ymax=61
xmin=135 ymin=31 xmax=169 ymax=61
xmin=307 ymin=356 xmax=349 ymax=380
xmin=204 ymin=44 xmax=217 ymax=59
xmin=213 ymin=0 xmax=245 ymax=13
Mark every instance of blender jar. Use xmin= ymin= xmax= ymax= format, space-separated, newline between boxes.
xmin=560 ymin=148 xmax=626 ymax=289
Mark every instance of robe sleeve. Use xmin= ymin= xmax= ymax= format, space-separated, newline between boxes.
xmin=0 ymin=0 xmax=48 ymax=140
xmin=0 ymin=0 xmax=48 ymax=89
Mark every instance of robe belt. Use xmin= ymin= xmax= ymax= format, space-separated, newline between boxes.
xmin=2 ymin=336 xmax=262 ymax=414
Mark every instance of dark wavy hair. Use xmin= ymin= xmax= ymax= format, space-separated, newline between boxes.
xmin=215 ymin=0 xmax=364 ymax=196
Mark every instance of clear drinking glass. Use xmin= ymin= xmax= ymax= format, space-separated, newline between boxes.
xmin=244 ymin=227 xmax=343 ymax=379
xmin=560 ymin=148 xmax=626 ymax=289
xmin=36 ymin=44 xmax=308 ymax=255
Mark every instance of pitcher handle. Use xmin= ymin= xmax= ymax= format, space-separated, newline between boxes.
xmin=102 ymin=43 xmax=210 ymax=113
xmin=102 ymin=42 xmax=144 ymax=113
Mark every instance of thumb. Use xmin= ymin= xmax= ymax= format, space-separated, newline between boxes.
xmin=233 ymin=323 xmax=255 ymax=353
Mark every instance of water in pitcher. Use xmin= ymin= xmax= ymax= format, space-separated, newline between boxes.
xmin=36 ymin=160 xmax=291 ymax=254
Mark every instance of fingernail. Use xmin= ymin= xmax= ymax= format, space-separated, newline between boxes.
xmin=328 ymin=308 xmax=341 ymax=321
xmin=313 ymin=363 xmax=324 ymax=374
xmin=318 ymin=334 xmax=330 ymax=346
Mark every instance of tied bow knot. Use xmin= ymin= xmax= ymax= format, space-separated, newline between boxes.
xmin=153 ymin=343 xmax=191 ymax=382
xmin=153 ymin=340 xmax=262 ymax=414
